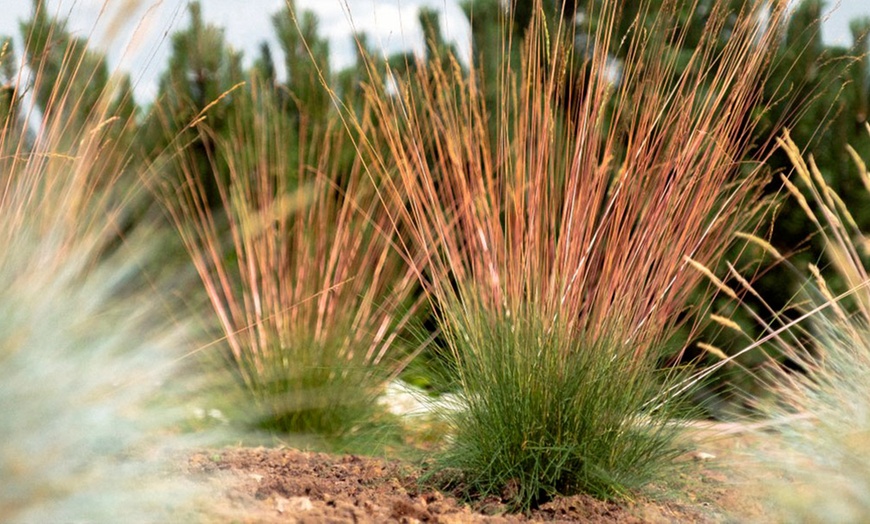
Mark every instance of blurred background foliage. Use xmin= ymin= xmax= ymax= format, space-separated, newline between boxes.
xmin=4 ymin=0 xmax=869 ymax=416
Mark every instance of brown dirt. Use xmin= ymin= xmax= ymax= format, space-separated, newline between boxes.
xmin=184 ymin=424 xmax=772 ymax=523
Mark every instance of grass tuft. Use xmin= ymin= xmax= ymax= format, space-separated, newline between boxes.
xmin=345 ymin=0 xmax=788 ymax=509
xmin=155 ymin=76 xmax=424 ymax=445
xmin=431 ymin=303 xmax=687 ymax=508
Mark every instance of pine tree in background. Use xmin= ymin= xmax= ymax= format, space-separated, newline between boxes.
xmin=252 ymin=41 xmax=277 ymax=88
xmin=462 ymin=0 xmax=505 ymax=88
xmin=419 ymin=7 xmax=458 ymax=64
xmin=850 ymin=17 xmax=870 ymax=128
xmin=0 ymin=38 xmax=25 ymax=152
xmin=19 ymin=0 xmax=137 ymax=148
xmin=272 ymin=3 xmax=332 ymax=135
xmin=722 ymin=1 xmax=870 ymax=366
xmin=335 ymin=32 xmax=373 ymax=103
xmin=145 ymin=1 xmax=243 ymax=208
xmin=762 ymin=1 xmax=870 ymax=242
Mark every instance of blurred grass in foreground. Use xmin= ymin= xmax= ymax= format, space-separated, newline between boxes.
xmin=0 ymin=5 xmax=208 ymax=520
xmin=738 ymin=128 xmax=870 ymax=522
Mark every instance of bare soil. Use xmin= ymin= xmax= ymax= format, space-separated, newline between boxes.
xmin=184 ymin=423 xmax=771 ymax=523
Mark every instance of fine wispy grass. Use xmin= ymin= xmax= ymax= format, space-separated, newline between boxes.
xmin=430 ymin=303 xmax=688 ymax=508
xmin=347 ymin=0 xmax=789 ymax=509
xmin=730 ymin=129 xmax=870 ymax=522
xmin=156 ymin=77 xmax=425 ymax=443
xmin=0 ymin=14 xmax=203 ymax=522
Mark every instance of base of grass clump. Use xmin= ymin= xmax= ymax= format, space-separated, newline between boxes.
xmin=224 ymin=347 xmax=410 ymax=454
xmin=259 ymin=410 xmax=410 ymax=457
xmin=425 ymin=306 xmax=691 ymax=511
xmin=254 ymin=378 xmax=379 ymax=435
xmin=249 ymin=365 xmax=381 ymax=432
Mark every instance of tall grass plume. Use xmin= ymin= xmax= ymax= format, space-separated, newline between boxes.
xmin=349 ymin=0 xmax=789 ymax=508
xmin=155 ymin=77 xmax=424 ymax=441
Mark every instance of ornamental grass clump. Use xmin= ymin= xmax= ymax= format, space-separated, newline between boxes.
xmin=730 ymin=129 xmax=870 ymax=522
xmin=0 ymin=16 xmax=201 ymax=522
xmin=433 ymin=303 xmax=687 ymax=508
xmin=350 ymin=0 xmax=789 ymax=509
xmin=157 ymin=77 xmax=423 ymax=439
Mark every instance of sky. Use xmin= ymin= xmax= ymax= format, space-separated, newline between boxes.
xmin=0 ymin=0 xmax=866 ymax=101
